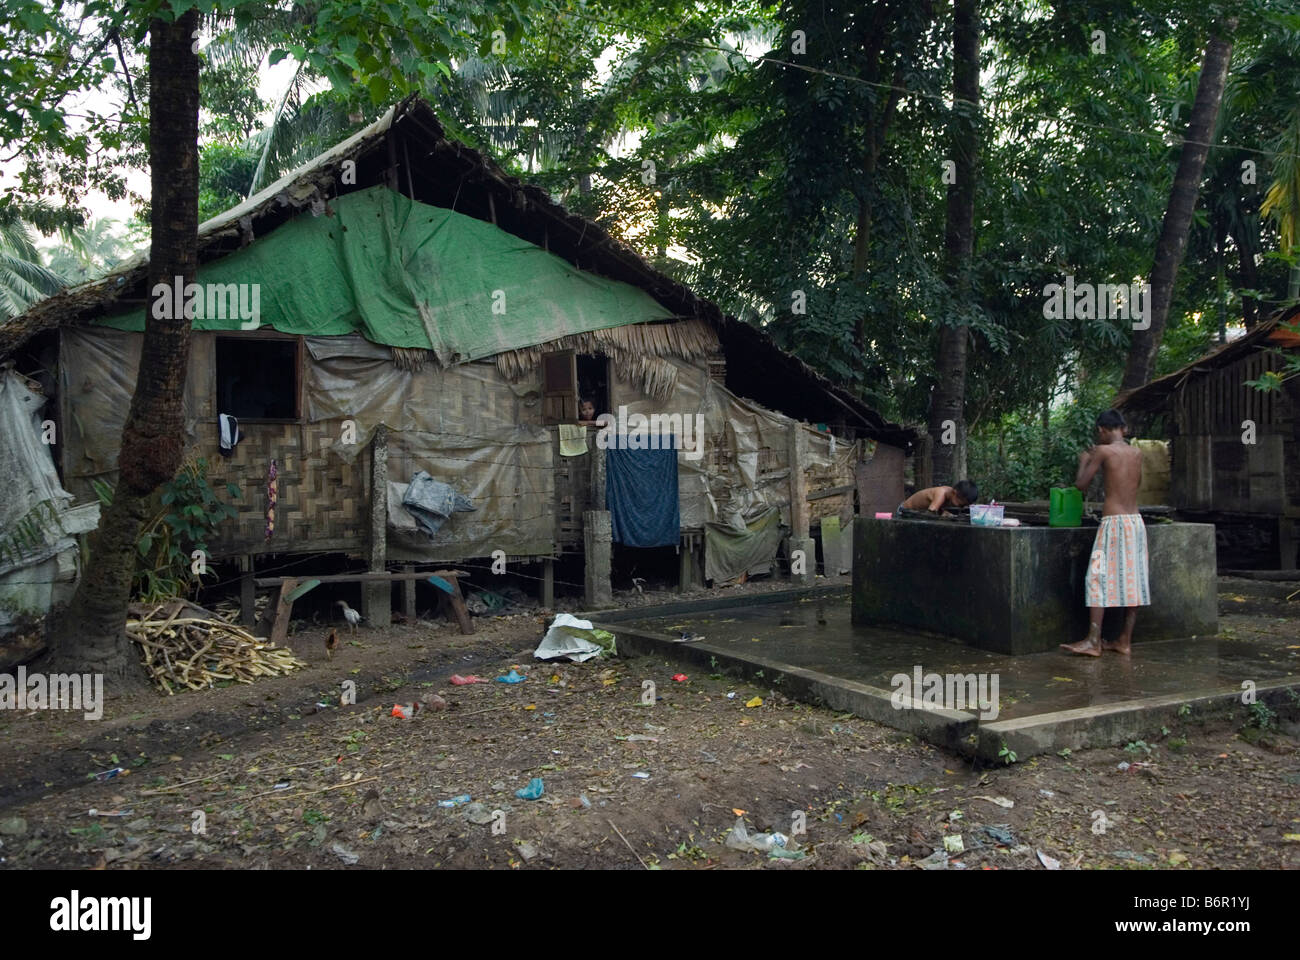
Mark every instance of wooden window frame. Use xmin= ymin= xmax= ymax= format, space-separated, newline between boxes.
xmin=214 ymin=331 xmax=304 ymax=424
xmin=541 ymin=348 xmax=578 ymax=424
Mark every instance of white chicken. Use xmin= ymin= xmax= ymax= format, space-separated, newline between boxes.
xmin=335 ymin=599 xmax=363 ymax=634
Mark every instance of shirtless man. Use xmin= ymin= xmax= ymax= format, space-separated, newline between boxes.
xmin=895 ymin=480 xmax=978 ymax=518
xmin=1060 ymin=409 xmax=1148 ymax=657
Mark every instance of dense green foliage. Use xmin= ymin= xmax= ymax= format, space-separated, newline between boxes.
xmin=92 ymin=457 xmax=240 ymax=603
xmin=3 ymin=0 xmax=1298 ymax=496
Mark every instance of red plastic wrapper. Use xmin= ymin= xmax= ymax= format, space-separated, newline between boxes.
xmin=449 ymin=674 xmax=488 ymax=685
xmin=672 ymin=674 xmax=688 ymax=682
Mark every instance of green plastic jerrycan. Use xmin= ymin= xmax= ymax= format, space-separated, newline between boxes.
xmin=1050 ymin=486 xmax=1083 ymax=527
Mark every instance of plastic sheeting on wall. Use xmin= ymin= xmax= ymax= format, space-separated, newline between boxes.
xmin=385 ymin=426 xmax=554 ymax=561
xmin=303 ymin=339 xmax=543 ymax=462
xmin=0 ymin=369 xmax=100 ymax=630
xmin=303 ymin=336 xmax=555 ymax=560
xmin=610 ymin=355 xmax=857 ymax=536
xmin=704 ymin=505 xmax=784 ymax=583
xmin=59 ymin=327 xmax=200 ymax=487
xmin=0 ymin=369 xmax=100 ymax=577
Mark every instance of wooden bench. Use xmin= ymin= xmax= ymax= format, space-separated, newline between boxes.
xmin=253 ymin=570 xmax=474 ymax=649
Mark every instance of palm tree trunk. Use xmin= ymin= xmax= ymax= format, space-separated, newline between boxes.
xmin=1233 ymin=223 xmax=1259 ymax=329
xmin=928 ymin=0 xmax=978 ymax=484
xmin=1120 ymin=20 xmax=1236 ymax=391
xmin=47 ymin=10 xmax=200 ymax=683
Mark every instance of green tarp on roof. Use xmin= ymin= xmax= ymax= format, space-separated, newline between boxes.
xmin=98 ymin=185 xmax=677 ymax=360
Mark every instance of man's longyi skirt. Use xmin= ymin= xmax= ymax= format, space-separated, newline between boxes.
xmin=1085 ymin=514 xmax=1150 ymax=608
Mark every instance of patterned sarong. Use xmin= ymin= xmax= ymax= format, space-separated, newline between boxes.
xmin=1085 ymin=514 xmax=1150 ymax=607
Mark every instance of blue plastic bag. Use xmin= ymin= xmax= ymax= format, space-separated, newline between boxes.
xmin=515 ymin=778 xmax=544 ymax=800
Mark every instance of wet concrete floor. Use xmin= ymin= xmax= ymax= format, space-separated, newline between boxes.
xmin=623 ymin=592 xmax=1300 ymax=722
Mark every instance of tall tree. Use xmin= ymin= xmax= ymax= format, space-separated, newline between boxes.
xmin=927 ymin=0 xmax=979 ymax=482
xmin=2 ymin=0 xmax=540 ymax=681
xmin=1121 ymin=18 xmax=1237 ymax=392
xmin=48 ymin=9 xmax=200 ymax=681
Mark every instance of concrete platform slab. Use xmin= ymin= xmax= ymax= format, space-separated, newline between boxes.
xmin=600 ymin=589 xmax=1300 ymax=761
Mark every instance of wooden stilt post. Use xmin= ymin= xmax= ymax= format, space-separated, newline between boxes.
xmin=239 ymin=554 xmax=255 ymax=627
xmin=401 ymin=563 xmax=416 ymax=620
xmin=787 ymin=422 xmax=813 ymax=584
xmin=362 ymin=425 xmax=389 ymax=626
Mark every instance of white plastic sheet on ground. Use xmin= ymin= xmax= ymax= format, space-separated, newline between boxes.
xmin=534 ymin=613 xmax=615 ymax=662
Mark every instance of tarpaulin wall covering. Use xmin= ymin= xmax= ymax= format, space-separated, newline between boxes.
xmin=609 ymin=356 xmax=858 ymax=534
xmin=55 ymin=330 xmax=852 ymax=565
xmin=58 ymin=328 xmax=553 ymax=560
xmin=59 ymin=327 xmax=204 ymax=504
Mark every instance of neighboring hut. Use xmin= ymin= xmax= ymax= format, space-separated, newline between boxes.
xmin=0 ymin=96 xmax=913 ymax=629
xmin=1116 ymin=307 xmax=1300 ymax=570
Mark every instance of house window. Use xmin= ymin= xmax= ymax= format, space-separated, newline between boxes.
xmin=577 ymin=354 xmax=610 ymax=421
xmin=542 ymin=349 xmax=612 ymax=423
xmin=541 ymin=348 xmax=577 ymax=424
xmin=215 ymin=335 xmax=301 ymax=421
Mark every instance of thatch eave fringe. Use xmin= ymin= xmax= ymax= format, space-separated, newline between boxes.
xmin=495 ymin=318 xmax=719 ymax=401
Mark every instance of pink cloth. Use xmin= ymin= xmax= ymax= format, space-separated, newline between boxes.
xmin=1085 ymin=514 xmax=1150 ymax=607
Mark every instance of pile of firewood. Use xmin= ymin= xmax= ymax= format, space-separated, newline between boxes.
xmin=209 ymin=593 xmax=269 ymax=626
xmin=126 ymin=600 xmax=307 ymax=695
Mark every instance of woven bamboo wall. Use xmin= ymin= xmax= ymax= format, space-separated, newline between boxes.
xmin=1168 ymin=349 xmax=1298 ymax=516
xmin=57 ymin=329 xmax=866 ymax=563
xmin=203 ymin=422 xmax=368 ymax=556
xmin=194 ymin=334 xmax=370 ymax=557
xmin=553 ymin=429 xmax=592 ymax=550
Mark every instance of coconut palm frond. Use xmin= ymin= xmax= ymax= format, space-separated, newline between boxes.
xmin=0 ymin=250 xmax=66 ymax=290
xmin=1262 ymin=110 xmax=1300 ymax=253
xmin=248 ymin=61 xmax=305 ymax=195
xmin=0 ymin=256 xmax=66 ymax=320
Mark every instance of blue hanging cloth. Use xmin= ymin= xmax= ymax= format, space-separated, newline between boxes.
xmin=605 ymin=441 xmax=679 ymax=547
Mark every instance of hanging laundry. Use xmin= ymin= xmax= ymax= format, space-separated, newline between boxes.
xmin=605 ymin=442 xmax=679 ymax=548
xmin=265 ymin=459 xmax=277 ymax=541
xmin=557 ymin=423 xmax=588 ymax=457
xmin=218 ymin=414 xmax=240 ymax=458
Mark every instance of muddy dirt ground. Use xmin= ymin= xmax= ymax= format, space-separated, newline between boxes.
xmin=1 ymin=579 xmax=1297 ymax=870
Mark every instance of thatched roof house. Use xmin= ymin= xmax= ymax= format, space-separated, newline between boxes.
xmin=0 ymin=95 xmax=912 ymax=624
